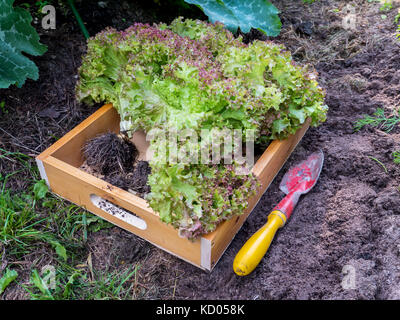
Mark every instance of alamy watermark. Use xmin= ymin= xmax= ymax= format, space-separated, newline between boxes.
xmin=41 ymin=5 xmax=56 ymax=30
xmin=342 ymin=1 xmax=400 ymax=31
xmin=41 ymin=264 xmax=56 ymax=290
xmin=342 ymin=4 xmax=357 ymax=31
xmin=341 ymin=264 xmax=356 ymax=290
xmin=145 ymin=128 xmax=255 ymax=171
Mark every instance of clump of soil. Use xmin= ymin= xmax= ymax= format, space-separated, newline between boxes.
xmin=82 ymin=132 xmax=137 ymax=175
xmin=81 ymin=132 xmax=151 ymax=197
xmin=104 ymin=161 xmax=152 ymax=197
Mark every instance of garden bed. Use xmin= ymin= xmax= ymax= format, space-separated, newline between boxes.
xmin=1 ymin=0 xmax=400 ymax=300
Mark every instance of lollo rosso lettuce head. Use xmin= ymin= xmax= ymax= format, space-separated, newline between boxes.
xmin=76 ymin=18 xmax=328 ymax=239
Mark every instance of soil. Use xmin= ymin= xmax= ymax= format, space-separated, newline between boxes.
xmin=1 ymin=0 xmax=400 ymax=300
xmin=103 ymin=160 xmax=152 ymax=197
xmin=82 ymin=132 xmax=138 ymax=176
xmin=80 ymin=132 xmax=151 ymax=197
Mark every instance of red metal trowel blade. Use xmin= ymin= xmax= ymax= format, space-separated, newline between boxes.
xmin=279 ymin=150 xmax=324 ymax=195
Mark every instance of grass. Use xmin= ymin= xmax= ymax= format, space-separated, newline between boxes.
xmin=23 ymin=264 xmax=141 ymax=300
xmin=0 ymin=148 xmax=146 ymax=300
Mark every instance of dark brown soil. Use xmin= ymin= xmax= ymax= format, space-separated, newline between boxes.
xmin=104 ymin=160 xmax=152 ymax=197
xmin=1 ymin=0 xmax=400 ymax=300
xmin=83 ymin=132 xmax=138 ymax=175
xmin=80 ymin=132 xmax=151 ymax=197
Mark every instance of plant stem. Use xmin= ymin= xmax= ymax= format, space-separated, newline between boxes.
xmin=67 ymin=0 xmax=90 ymax=40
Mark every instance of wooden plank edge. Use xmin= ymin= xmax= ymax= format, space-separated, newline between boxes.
xmin=201 ymin=237 xmax=212 ymax=271
xmin=36 ymin=158 xmax=50 ymax=188
xmin=36 ymin=104 xmax=114 ymax=161
xmin=44 ymin=155 xmax=154 ymax=215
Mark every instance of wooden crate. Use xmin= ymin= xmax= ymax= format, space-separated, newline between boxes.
xmin=36 ymin=104 xmax=310 ymax=271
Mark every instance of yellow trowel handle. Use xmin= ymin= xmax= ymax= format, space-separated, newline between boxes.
xmin=233 ymin=210 xmax=287 ymax=276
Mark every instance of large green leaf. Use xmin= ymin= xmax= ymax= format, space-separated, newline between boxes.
xmin=0 ymin=0 xmax=47 ymax=88
xmin=184 ymin=0 xmax=281 ymax=36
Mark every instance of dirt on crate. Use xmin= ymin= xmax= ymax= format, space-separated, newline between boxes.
xmin=80 ymin=131 xmax=151 ymax=197
xmin=82 ymin=132 xmax=138 ymax=176
xmin=1 ymin=0 xmax=400 ymax=300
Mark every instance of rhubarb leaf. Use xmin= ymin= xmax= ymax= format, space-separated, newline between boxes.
xmin=0 ymin=0 xmax=47 ymax=88
xmin=184 ymin=0 xmax=282 ymax=36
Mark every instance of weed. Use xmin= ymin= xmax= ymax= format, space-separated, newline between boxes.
xmin=0 ymin=101 xmax=7 ymax=114
xmin=380 ymin=0 xmax=393 ymax=11
xmin=367 ymin=0 xmax=393 ymax=11
xmin=35 ymin=0 xmax=51 ymax=12
xmin=354 ymin=108 xmax=400 ymax=133
xmin=20 ymin=0 xmax=53 ymax=13
xmin=393 ymin=150 xmax=400 ymax=164
xmin=368 ymin=156 xmax=388 ymax=173
xmin=0 ymin=269 xmax=18 ymax=295
xmin=28 ymin=269 xmax=56 ymax=300
xmin=0 ymin=147 xmax=153 ymax=300
xmin=395 ymin=9 xmax=400 ymax=24
xmin=85 ymin=266 xmax=140 ymax=300
xmin=397 ymin=11 xmax=400 ymax=40
xmin=0 ymin=149 xmax=111 ymax=255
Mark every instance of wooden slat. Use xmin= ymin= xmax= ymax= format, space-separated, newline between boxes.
xmin=37 ymin=104 xmax=120 ymax=168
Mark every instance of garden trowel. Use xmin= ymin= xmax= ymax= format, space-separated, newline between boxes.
xmin=233 ymin=150 xmax=324 ymax=276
